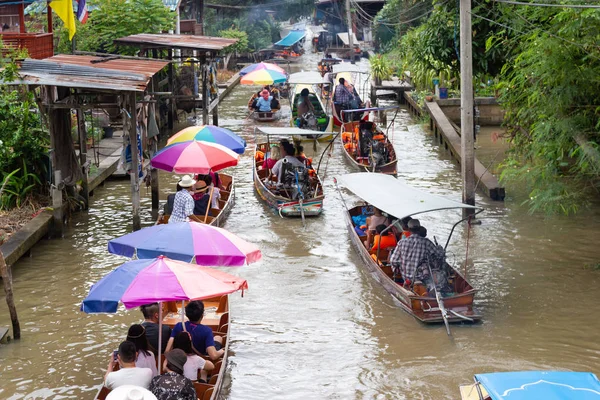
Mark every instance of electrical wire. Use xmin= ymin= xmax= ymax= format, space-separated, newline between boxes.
xmin=377 ymin=0 xmax=449 ymax=26
xmin=493 ymin=0 xmax=600 ymax=8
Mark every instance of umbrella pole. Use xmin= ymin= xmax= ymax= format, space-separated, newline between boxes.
xmin=204 ymin=187 xmax=215 ymax=223
xmin=181 ymin=300 xmax=185 ymax=323
xmin=158 ymin=302 xmax=162 ymax=374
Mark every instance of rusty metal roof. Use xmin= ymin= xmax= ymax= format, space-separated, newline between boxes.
xmin=114 ymin=33 xmax=238 ymax=52
xmin=0 ymin=55 xmax=169 ymax=92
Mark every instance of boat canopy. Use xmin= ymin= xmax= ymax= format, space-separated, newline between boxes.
xmin=311 ymin=26 xmax=328 ymax=33
xmin=275 ymin=30 xmax=306 ymax=47
xmin=474 ymin=371 xmax=600 ymax=400
xmin=337 ymin=32 xmax=359 ymax=47
xmin=332 ymin=63 xmax=367 ymax=74
xmin=289 ymin=71 xmax=328 ymax=85
xmin=337 ymin=173 xmax=480 ymax=219
xmin=255 ymin=127 xmax=327 ymax=136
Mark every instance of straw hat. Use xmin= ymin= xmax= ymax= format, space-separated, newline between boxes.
xmin=106 ymin=385 xmax=157 ymax=400
xmin=195 ymin=180 xmax=208 ymax=192
xmin=178 ymin=175 xmax=196 ymax=188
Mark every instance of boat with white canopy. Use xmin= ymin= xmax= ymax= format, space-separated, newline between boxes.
xmin=336 ymin=173 xmax=483 ymax=327
xmin=287 ymin=71 xmax=333 ymax=141
xmin=253 ymin=127 xmax=326 ymax=220
xmin=330 ymin=63 xmax=371 ymax=127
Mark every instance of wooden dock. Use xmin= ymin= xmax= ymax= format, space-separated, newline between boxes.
xmin=370 ymin=77 xmax=414 ymax=104
xmin=423 ymin=98 xmax=505 ymax=201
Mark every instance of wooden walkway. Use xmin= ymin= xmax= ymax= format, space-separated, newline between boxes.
xmin=424 ymin=99 xmax=505 ymax=201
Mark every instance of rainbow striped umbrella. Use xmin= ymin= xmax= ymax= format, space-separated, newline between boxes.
xmin=166 ymin=125 xmax=246 ymax=154
xmin=151 ymin=140 xmax=239 ymax=174
xmin=108 ymin=221 xmax=262 ymax=266
xmin=239 ymin=62 xmax=287 ymax=76
xmin=241 ymin=69 xmax=288 ymax=85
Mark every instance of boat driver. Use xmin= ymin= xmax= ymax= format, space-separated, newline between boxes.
xmin=389 ymin=219 xmax=445 ymax=286
xmin=271 ymin=141 xmax=305 ymax=184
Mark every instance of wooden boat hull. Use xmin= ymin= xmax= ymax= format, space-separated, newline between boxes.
xmin=339 ymin=121 xmax=398 ymax=175
xmin=252 ymin=109 xmax=282 ymax=122
xmin=331 ymin=71 xmax=370 ymax=127
xmin=345 ymin=206 xmax=481 ymax=323
xmin=253 ymin=144 xmax=324 ymax=217
xmin=156 ymin=173 xmax=235 ymax=227
xmin=289 ymin=83 xmax=333 ymax=142
xmin=95 ymin=295 xmax=231 ymax=400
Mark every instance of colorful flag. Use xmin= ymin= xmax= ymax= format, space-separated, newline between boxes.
xmin=77 ymin=0 xmax=88 ymax=24
xmin=49 ymin=0 xmax=76 ymax=40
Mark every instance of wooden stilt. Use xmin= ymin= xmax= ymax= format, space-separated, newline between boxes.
xmin=76 ymin=107 xmax=89 ymax=209
xmin=202 ymin=62 xmax=209 ymax=125
xmin=52 ymin=170 xmax=63 ymax=237
xmin=151 ymin=168 xmax=160 ymax=219
xmin=168 ymin=49 xmax=175 ymax=130
xmin=0 ymin=250 xmax=20 ymax=340
xmin=127 ymin=93 xmax=141 ymax=231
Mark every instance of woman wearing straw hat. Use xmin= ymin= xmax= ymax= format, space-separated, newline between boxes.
xmin=168 ymin=175 xmax=196 ymax=224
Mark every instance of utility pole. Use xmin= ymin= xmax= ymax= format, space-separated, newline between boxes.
xmin=345 ymin=0 xmax=355 ymax=64
xmin=460 ymin=0 xmax=475 ymax=215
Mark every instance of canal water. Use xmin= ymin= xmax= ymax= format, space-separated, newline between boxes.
xmin=1 ymin=47 xmax=600 ymax=400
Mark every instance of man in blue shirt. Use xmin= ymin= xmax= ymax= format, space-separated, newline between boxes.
xmin=165 ymin=300 xmax=224 ymax=361
xmin=256 ymin=89 xmax=273 ymax=112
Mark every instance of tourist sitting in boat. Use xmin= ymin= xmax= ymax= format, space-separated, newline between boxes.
xmin=104 ymin=341 xmax=153 ymax=390
xmin=168 ymin=175 xmax=196 ymax=223
xmin=165 ymin=300 xmax=224 ymax=361
xmin=140 ymin=303 xmax=171 ymax=354
xmin=333 ymin=77 xmax=353 ymax=121
xmin=295 ymin=145 xmax=312 ymax=167
xmin=370 ymin=224 xmax=398 ymax=256
xmin=271 ymin=141 xmax=305 ymax=184
xmin=364 ymin=207 xmax=389 ymax=249
xmin=126 ymin=324 xmax=158 ymax=376
xmin=271 ymin=90 xmax=281 ymax=110
xmin=389 ymin=219 xmax=445 ymax=286
xmin=260 ymin=145 xmax=281 ymax=171
xmin=172 ymin=331 xmax=214 ymax=383
xmin=194 ymin=174 xmax=220 ymax=211
xmin=149 ymin=349 xmax=196 ymax=400
xmin=256 ymin=89 xmax=273 ymax=112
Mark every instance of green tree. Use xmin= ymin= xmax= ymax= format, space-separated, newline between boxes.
xmin=79 ymin=0 xmax=175 ymax=54
xmin=497 ymin=7 xmax=600 ymax=214
xmin=218 ymin=29 xmax=249 ymax=54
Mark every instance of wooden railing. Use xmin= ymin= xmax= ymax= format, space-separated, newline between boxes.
xmin=0 ymin=32 xmax=54 ymax=59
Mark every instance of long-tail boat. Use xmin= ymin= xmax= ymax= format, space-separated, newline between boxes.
xmin=288 ymin=72 xmax=333 ymax=141
xmin=336 ymin=173 xmax=482 ymax=328
xmin=459 ymin=371 xmax=600 ymax=400
xmin=95 ymin=295 xmax=231 ymax=400
xmin=156 ymin=173 xmax=234 ymax=227
xmin=338 ymin=107 xmax=398 ymax=175
xmin=253 ymin=127 xmax=326 ymax=219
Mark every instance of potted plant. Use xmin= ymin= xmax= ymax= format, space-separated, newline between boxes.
xmin=370 ymin=54 xmax=393 ymax=86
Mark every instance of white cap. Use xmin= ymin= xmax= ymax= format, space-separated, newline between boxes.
xmin=106 ymin=385 xmax=157 ymax=400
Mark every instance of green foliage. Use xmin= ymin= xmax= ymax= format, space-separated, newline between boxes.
xmin=497 ymin=7 xmax=600 ymax=214
xmin=0 ymin=43 xmax=48 ymax=191
xmin=204 ymin=11 xmax=281 ymax=51
xmin=0 ymin=162 xmax=41 ymax=210
xmin=78 ymin=0 xmax=175 ymax=54
xmin=218 ymin=29 xmax=249 ymax=54
xmin=370 ymin=54 xmax=393 ymax=82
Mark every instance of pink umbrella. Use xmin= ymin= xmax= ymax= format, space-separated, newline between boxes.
xmin=151 ymin=140 xmax=240 ymax=174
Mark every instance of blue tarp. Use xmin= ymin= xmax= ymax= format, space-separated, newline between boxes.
xmin=476 ymin=371 xmax=600 ymax=400
xmin=275 ymin=30 xmax=306 ymax=47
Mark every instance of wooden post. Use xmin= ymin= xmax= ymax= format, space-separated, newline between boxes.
xmin=76 ymin=108 xmax=89 ymax=209
xmin=0 ymin=250 xmax=20 ymax=340
xmin=151 ymin=168 xmax=159 ymax=219
xmin=46 ymin=3 xmax=53 ymax=33
xmin=212 ymin=101 xmax=218 ymax=126
xmin=168 ymin=49 xmax=175 ymax=129
xmin=127 ymin=93 xmax=142 ymax=231
xmin=460 ymin=0 xmax=475 ymax=215
xmin=52 ymin=170 xmax=63 ymax=237
xmin=202 ymin=63 xmax=209 ymax=125
xmin=345 ymin=0 xmax=354 ymax=64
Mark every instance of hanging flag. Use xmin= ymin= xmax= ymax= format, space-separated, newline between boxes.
xmin=77 ymin=0 xmax=88 ymax=24
xmin=49 ymin=0 xmax=76 ymax=40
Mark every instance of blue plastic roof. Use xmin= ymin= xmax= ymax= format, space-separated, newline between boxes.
xmin=476 ymin=371 xmax=600 ymax=400
xmin=275 ymin=30 xmax=306 ymax=47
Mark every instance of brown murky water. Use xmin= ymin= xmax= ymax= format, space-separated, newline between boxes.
xmin=1 ymin=44 xmax=600 ymax=400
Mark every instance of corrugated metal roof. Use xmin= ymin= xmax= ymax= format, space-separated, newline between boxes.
xmin=0 ymin=56 xmax=169 ymax=92
xmin=161 ymin=0 xmax=181 ymax=11
xmin=114 ymin=34 xmax=238 ymax=52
